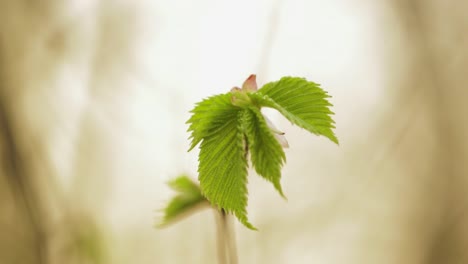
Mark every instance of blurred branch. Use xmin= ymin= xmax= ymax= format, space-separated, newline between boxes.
xmin=0 ymin=96 xmax=47 ymax=264
xmin=257 ymin=0 xmax=283 ymax=78
xmin=390 ymin=0 xmax=468 ymax=262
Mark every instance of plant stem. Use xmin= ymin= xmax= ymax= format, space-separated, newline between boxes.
xmin=224 ymin=210 xmax=238 ymax=264
xmin=215 ymin=209 xmax=227 ymax=264
xmin=215 ymin=209 xmax=238 ymax=264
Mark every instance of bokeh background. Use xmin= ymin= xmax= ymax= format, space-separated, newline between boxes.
xmin=1 ymin=0 xmax=467 ymax=263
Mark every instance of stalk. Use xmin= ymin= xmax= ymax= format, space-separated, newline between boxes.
xmin=215 ymin=209 xmax=238 ymax=264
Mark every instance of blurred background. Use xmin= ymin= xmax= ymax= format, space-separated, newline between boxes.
xmin=1 ymin=0 xmax=467 ymax=263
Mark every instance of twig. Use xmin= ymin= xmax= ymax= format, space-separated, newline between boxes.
xmin=214 ymin=209 xmax=238 ymax=264
xmin=224 ymin=210 xmax=238 ymax=264
xmin=0 ymin=99 xmax=47 ymax=264
xmin=215 ymin=209 xmax=227 ymax=264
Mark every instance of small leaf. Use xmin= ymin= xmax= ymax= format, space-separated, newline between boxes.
xmin=167 ymin=174 xmax=202 ymax=194
xmin=187 ymin=93 xmax=239 ymax=151
xmin=185 ymin=75 xmax=338 ymax=230
xmin=256 ymin=77 xmax=338 ymax=144
xmin=187 ymin=92 xmax=256 ymax=229
xmin=197 ymin=108 xmax=256 ymax=229
xmin=157 ymin=175 xmax=209 ymax=228
xmin=244 ymin=107 xmax=286 ymax=198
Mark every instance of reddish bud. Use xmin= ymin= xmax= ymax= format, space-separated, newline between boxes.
xmin=242 ymin=74 xmax=258 ymax=92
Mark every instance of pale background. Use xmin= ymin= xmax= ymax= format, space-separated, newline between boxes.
xmin=0 ymin=0 xmax=467 ymax=263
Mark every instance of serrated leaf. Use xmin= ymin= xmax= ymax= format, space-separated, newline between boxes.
xmin=256 ymin=77 xmax=338 ymax=144
xmin=187 ymin=93 xmax=239 ymax=151
xmin=197 ymin=108 xmax=256 ymax=230
xmin=185 ymin=75 xmax=338 ymax=230
xmin=243 ymin=107 xmax=286 ymax=198
xmin=167 ymin=174 xmax=202 ymax=194
xmin=187 ymin=92 xmax=256 ymax=229
xmin=157 ymin=175 xmax=208 ymax=228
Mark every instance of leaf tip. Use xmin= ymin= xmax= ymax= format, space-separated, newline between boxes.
xmin=273 ymin=180 xmax=287 ymax=200
xmin=241 ymin=219 xmax=258 ymax=231
xmin=246 ymin=224 xmax=258 ymax=231
xmin=328 ymin=133 xmax=339 ymax=145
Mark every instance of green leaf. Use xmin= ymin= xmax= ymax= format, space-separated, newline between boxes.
xmin=197 ymin=109 xmax=256 ymax=229
xmin=244 ymin=107 xmax=286 ymax=198
xmin=167 ymin=174 xmax=202 ymax=194
xmin=157 ymin=175 xmax=208 ymax=228
xmin=187 ymin=93 xmax=256 ymax=229
xmin=187 ymin=93 xmax=240 ymax=151
xmin=256 ymin=77 xmax=338 ymax=144
xmin=185 ymin=75 xmax=338 ymax=230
